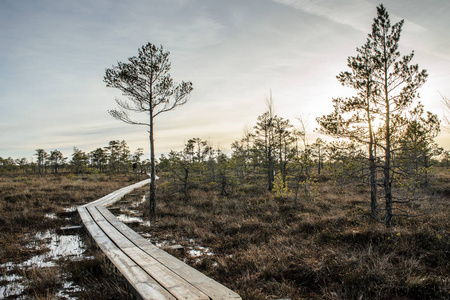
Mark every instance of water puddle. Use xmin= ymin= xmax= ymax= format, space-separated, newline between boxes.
xmin=64 ymin=206 xmax=77 ymax=213
xmin=13 ymin=231 xmax=85 ymax=269
xmin=0 ymin=274 xmax=25 ymax=298
xmin=187 ymin=245 xmax=214 ymax=258
xmin=0 ymin=225 xmax=87 ymax=298
xmin=116 ymin=214 xmax=151 ymax=227
xmin=115 ymin=196 xmax=151 ymax=227
xmin=57 ymin=281 xmax=81 ymax=299
xmin=141 ymin=232 xmax=152 ymax=238
xmin=45 ymin=213 xmax=58 ymax=220
xmin=131 ymin=194 xmax=147 ymax=208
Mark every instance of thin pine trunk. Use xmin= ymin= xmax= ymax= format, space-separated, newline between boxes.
xmin=383 ymin=57 xmax=393 ymax=228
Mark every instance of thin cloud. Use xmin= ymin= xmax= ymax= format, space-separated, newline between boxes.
xmin=273 ymin=0 xmax=426 ymax=33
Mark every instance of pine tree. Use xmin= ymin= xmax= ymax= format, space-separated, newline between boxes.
xmin=318 ymin=4 xmax=430 ymax=227
xmin=49 ymin=150 xmax=65 ymax=174
xmin=369 ymin=4 xmax=428 ymax=227
xmin=317 ymin=38 xmax=380 ymax=219
xmin=105 ymin=43 xmax=193 ymax=220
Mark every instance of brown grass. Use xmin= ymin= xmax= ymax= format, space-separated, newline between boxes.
xmin=126 ymin=169 xmax=450 ymax=300
xmin=1 ymin=170 xmax=448 ymax=299
xmin=63 ymin=248 xmax=135 ymax=300
xmin=0 ymin=173 xmax=140 ymax=299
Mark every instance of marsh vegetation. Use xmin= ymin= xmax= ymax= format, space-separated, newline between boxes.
xmin=0 ymin=174 xmax=138 ymax=299
xmin=0 ymin=163 xmax=448 ymax=299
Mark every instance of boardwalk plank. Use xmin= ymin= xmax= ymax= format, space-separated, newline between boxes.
xmin=78 ymin=179 xmax=241 ymax=300
xmin=96 ymin=206 xmax=242 ymax=299
xmin=83 ymin=179 xmax=150 ymax=208
xmin=104 ymin=247 xmax=176 ymax=300
xmin=78 ymin=207 xmax=175 ymax=299
xmin=87 ymin=206 xmax=209 ymax=300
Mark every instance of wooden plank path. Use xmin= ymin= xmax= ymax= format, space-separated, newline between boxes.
xmin=77 ymin=179 xmax=241 ymax=300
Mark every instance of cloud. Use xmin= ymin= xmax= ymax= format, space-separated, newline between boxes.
xmin=273 ymin=0 xmax=374 ymax=31
xmin=273 ymin=0 xmax=426 ymax=34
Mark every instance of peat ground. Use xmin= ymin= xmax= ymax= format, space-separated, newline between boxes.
xmin=130 ymin=170 xmax=449 ymax=299
xmin=0 ymin=173 xmax=141 ymax=299
xmin=0 ymin=171 xmax=449 ymax=299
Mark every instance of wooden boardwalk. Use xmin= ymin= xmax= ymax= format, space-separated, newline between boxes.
xmin=78 ymin=179 xmax=241 ymax=300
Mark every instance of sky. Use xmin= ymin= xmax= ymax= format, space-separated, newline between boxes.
xmin=1 ymin=0 xmax=449 ymax=161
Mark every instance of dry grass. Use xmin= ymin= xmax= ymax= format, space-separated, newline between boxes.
xmin=0 ymin=173 xmax=140 ymax=299
xmin=63 ymin=248 xmax=135 ymax=300
xmin=0 ymin=173 xmax=137 ymax=232
xmin=1 ymin=170 xmax=448 ymax=299
xmin=131 ymin=169 xmax=450 ymax=300
xmin=23 ymin=267 xmax=62 ymax=297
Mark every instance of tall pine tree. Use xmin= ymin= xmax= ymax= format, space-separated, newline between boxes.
xmin=105 ymin=43 xmax=193 ymax=220
xmin=319 ymin=4 xmax=429 ymax=227
xmin=317 ymin=38 xmax=380 ymax=219
xmin=369 ymin=4 xmax=427 ymax=227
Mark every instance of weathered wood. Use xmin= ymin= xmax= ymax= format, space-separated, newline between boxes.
xmin=78 ymin=179 xmax=242 ymax=300
xmin=87 ymin=206 xmax=209 ymax=299
xmin=96 ymin=205 xmax=242 ymax=299
xmin=78 ymin=206 xmax=175 ymax=299
xmin=83 ymin=179 xmax=150 ymax=208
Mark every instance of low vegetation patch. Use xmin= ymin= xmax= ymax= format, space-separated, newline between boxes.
xmin=1 ymin=169 xmax=448 ymax=299
xmin=0 ymin=174 xmax=139 ymax=299
xmin=122 ymin=169 xmax=450 ymax=300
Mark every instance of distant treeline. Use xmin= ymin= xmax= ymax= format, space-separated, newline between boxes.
xmin=155 ymin=113 xmax=448 ymax=201
xmin=1 ymin=126 xmax=449 ymax=184
xmin=0 ymin=140 xmax=149 ymax=175
xmin=1 ymin=111 xmax=449 ymax=228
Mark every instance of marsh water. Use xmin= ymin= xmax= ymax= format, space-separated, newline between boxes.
xmin=1 ymin=193 xmax=214 ymax=299
xmin=0 ymin=223 xmax=86 ymax=299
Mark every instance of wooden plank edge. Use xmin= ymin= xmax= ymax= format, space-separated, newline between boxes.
xmin=78 ymin=206 xmax=176 ymax=299
xmin=95 ymin=206 xmax=242 ymax=299
xmin=82 ymin=179 xmax=150 ymax=208
xmin=88 ymin=206 xmax=209 ymax=300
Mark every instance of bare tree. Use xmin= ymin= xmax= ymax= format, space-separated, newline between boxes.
xmin=104 ymin=43 xmax=193 ymax=220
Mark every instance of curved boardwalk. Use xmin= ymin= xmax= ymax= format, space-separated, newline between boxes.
xmin=77 ymin=179 xmax=241 ymax=300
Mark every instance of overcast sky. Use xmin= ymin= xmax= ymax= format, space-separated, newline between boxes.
xmin=1 ymin=0 xmax=449 ymax=161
